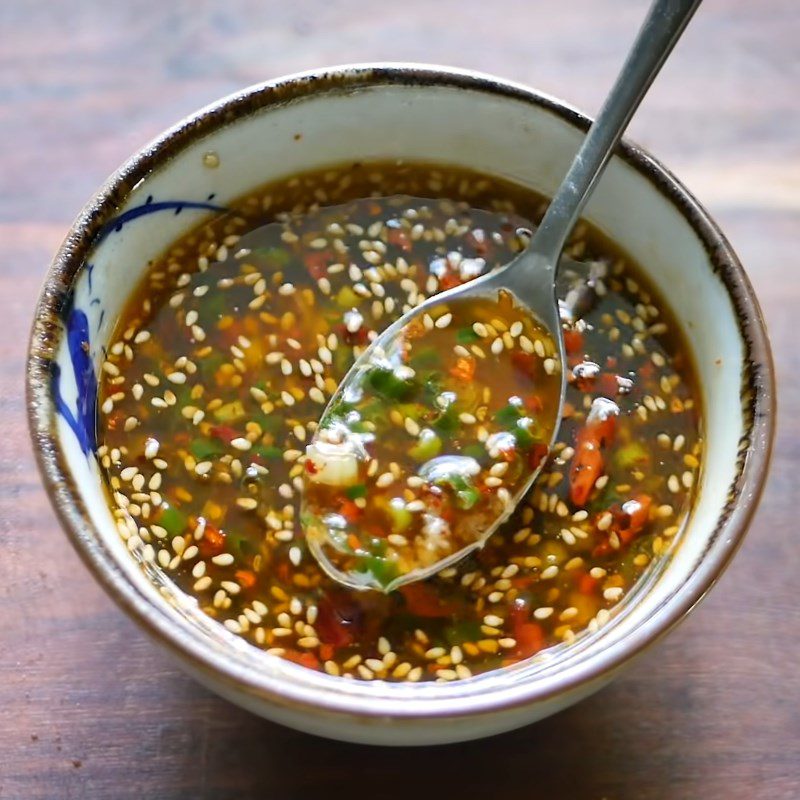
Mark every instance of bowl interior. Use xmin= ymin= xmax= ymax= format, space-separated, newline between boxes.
xmin=34 ymin=68 xmax=763 ymax=722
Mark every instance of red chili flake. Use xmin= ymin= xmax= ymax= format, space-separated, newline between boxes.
xmin=387 ymin=228 xmax=412 ymax=251
xmin=336 ymin=321 xmax=370 ymax=347
xmin=316 ymin=593 xmax=360 ymax=648
xmin=105 ymin=410 xmax=126 ymax=431
xmin=510 ymin=350 xmax=538 ymax=378
xmin=465 ymin=229 xmax=488 ymax=256
xmin=638 ymin=360 xmax=656 ymax=380
xmin=439 ymin=272 xmax=462 ymax=291
xmin=524 ymin=395 xmax=544 ymax=414
xmin=338 ymin=499 xmax=362 ymax=523
xmin=235 ymin=569 xmax=257 ymax=590
xmin=449 ymin=356 xmax=476 ymax=381
xmin=400 ymin=582 xmax=458 ymax=618
xmin=198 ymin=523 xmax=226 ymax=558
xmin=597 ymin=373 xmax=621 ymax=397
xmin=514 ymin=623 xmax=545 ymax=658
xmin=210 ymin=425 xmax=240 ymax=444
xmin=304 ymin=251 xmax=330 ymax=280
xmin=319 ymin=643 xmax=334 ymax=661
xmin=508 ymin=598 xmax=545 ymax=658
xmin=528 ymin=443 xmax=549 ymax=470
xmin=276 ymin=562 xmax=292 ymax=584
xmin=284 ymin=650 xmax=320 ymax=670
xmin=563 ymin=328 xmax=584 ymax=355
xmin=592 ymin=493 xmax=653 ymax=557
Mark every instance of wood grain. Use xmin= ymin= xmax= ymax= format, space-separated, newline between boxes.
xmin=1 ymin=1 xmax=798 ymax=797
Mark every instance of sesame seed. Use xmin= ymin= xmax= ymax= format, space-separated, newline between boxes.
xmin=435 ymin=312 xmax=453 ymax=329
xmin=540 ymin=565 xmax=559 ymax=580
xmin=404 ymin=418 xmax=420 ymax=436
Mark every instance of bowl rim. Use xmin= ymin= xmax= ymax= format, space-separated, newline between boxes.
xmin=27 ymin=62 xmax=775 ymax=722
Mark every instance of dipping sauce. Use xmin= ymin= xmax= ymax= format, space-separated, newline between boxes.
xmin=303 ymin=292 xmax=560 ymax=591
xmin=96 ymin=161 xmax=701 ymax=682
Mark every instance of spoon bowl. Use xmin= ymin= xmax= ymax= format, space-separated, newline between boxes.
xmin=303 ymin=245 xmax=569 ymax=592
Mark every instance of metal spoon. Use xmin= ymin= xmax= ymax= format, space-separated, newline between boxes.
xmin=304 ymin=0 xmax=701 ymax=591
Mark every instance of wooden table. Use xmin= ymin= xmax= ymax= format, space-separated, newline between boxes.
xmin=2 ymin=1 xmax=798 ymax=797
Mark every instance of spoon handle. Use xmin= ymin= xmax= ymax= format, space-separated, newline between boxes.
xmin=529 ymin=0 xmax=702 ymax=265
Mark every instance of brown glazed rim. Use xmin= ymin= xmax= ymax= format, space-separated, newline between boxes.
xmin=27 ymin=64 xmax=775 ymax=723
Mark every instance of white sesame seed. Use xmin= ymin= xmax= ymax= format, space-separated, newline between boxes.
xmin=404 ymin=417 xmax=420 ymax=436
xmin=120 ymin=467 xmax=138 ymax=482
xmin=435 ymin=312 xmax=453 ymax=329
xmin=375 ymin=472 xmax=395 ymax=489
xmin=540 ymin=565 xmax=559 ymax=580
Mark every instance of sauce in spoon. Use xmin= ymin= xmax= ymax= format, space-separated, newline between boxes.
xmin=302 ymin=291 xmax=561 ymax=591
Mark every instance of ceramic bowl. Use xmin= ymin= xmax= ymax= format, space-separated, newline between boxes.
xmin=27 ymin=64 xmax=774 ymax=746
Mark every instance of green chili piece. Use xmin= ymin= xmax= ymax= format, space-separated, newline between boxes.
xmin=614 ymin=441 xmax=650 ymax=470
xmin=444 ymin=620 xmax=483 ymax=646
xmin=253 ymin=444 xmax=283 ymax=460
xmin=367 ymin=366 xmax=416 ymax=401
xmin=386 ymin=501 xmax=413 ymax=534
xmin=409 ymin=346 xmax=440 ymax=370
xmin=437 ymin=473 xmax=481 ymax=510
xmin=345 ymin=484 xmax=367 ymax=500
xmin=456 ymin=327 xmax=481 ymax=344
xmin=254 ymin=246 xmax=291 ymax=267
xmin=513 ymin=422 xmax=536 ymax=449
xmin=495 ymin=403 xmax=522 ymax=427
xmin=432 ymin=405 xmax=459 ymax=434
xmin=409 ymin=429 xmax=442 ymax=462
xmin=159 ymin=506 xmax=187 ymax=537
xmin=462 ymin=443 xmax=487 ymax=461
xmin=190 ymin=438 xmax=225 ymax=460
xmin=361 ymin=555 xmax=400 ymax=588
